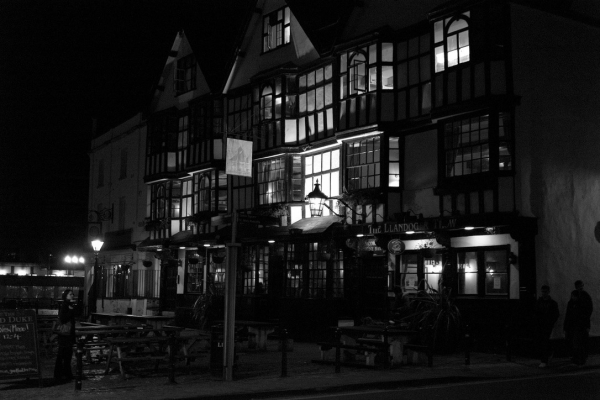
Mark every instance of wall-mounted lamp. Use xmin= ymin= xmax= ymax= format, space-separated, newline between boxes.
xmin=305 ymin=180 xmax=363 ymax=218
xmin=268 ymin=240 xmax=275 ymax=244
xmin=464 ymin=226 xmax=475 ymax=231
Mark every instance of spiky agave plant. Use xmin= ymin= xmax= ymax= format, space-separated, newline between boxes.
xmin=404 ymin=280 xmax=463 ymax=352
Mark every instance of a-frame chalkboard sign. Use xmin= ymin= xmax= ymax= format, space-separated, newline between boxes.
xmin=0 ymin=309 xmax=43 ymax=386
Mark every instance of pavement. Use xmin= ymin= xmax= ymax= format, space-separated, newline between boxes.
xmin=1 ymin=337 xmax=598 ymax=400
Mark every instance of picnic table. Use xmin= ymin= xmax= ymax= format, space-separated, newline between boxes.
xmin=75 ymin=324 xmax=184 ymax=364
xmin=90 ymin=312 xmax=173 ymax=329
xmin=319 ymin=325 xmax=420 ymax=368
xmin=214 ymin=320 xmax=277 ymax=351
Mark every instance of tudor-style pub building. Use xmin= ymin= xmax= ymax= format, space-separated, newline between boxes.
xmin=88 ymin=0 xmax=600 ymax=343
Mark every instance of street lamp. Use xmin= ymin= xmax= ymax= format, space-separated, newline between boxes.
xmin=305 ymin=180 xmax=329 ymax=217
xmin=89 ymin=239 xmax=104 ymax=315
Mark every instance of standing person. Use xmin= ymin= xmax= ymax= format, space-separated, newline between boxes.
xmin=54 ymin=289 xmax=76 ymax=383
xmin=574 ymin=280 xmax=593 ymax=322
xmin=533 ymin=285 xmax=559 ymax=368
xmin=564 ymin=289 xmax=590 ymax=365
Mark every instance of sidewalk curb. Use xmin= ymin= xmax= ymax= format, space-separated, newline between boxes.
xmin=169 ymin=363 xmax=600 ymax=400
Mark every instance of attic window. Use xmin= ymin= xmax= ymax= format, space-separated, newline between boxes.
xmin=174 ymin=54 xmax=197 ymax=95
xmin=263 ymin=7 xmax=291 ymax=53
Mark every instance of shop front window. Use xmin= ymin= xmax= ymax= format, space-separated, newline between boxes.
xmin=456 ymin=247 xmax=508 ymax=296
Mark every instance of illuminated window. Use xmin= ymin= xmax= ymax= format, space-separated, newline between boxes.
xmin=456 ymin=247 xmax=509 ymax=296
xmin=260 ymin=86 xmax=273 ymax=120
xmin=444 ymin=112 xmax=512 ymax=178
xmin=434 ymin=12 xmax=470 ymax=73
xmin=304 ymin=149 xmax=340 ymax=217
xmin=263 ymin=6 xmax=291 ymax=52
xmin=174 ymin=54 xmax=197 ymax=94
xmin=346 ymin=136 xmax=381 ymax=190
xmin=297 ymin=64 xmax=334 ymax=141
xmin=445 ymin=114 xmax=489 ymax=177
xmin=388 ymin=137 xmax=400 ymax=187
xmin=257 ymin=158 xmax=286 ymax=204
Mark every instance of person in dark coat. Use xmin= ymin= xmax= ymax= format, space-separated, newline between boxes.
xmin=564 ymin=289 xmax=590 ymax=365
xmin=54 ymin=289 xmax=76 ymax=382
xmin=533 ymin=285 xmax=559 ymax=367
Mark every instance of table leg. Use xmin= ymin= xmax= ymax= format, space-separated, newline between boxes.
xmin=116 ymin=346 xmax=126 ymax=379
xmin=104 ymin=345 xmax=115 ymax=375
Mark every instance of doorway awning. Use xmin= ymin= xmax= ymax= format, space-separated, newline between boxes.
xmin=287 ymin=215 xmax=343 ymax=235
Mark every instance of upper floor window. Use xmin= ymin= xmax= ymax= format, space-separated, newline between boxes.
xmin=263 ymin=7 xmax=291 ymax=53
xmin=260 ymin=85 xmax=273 ymax=120
xmin=444 ymin=112 xmax=512 ymax=178
xmin=174 ymin=54 xmax=197 ymax=94
xmin=434 ymin=12 xmax=470 ymax=73
xmin=340 ymin=44 xmax=380 ymax=99
xmin=257 ymin=157 xmax=286 ymax=205
xmin=346 ymin=136 xmax=381 ymax=191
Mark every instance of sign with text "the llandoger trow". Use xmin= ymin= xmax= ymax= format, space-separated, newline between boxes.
xmin=226 ymin=138 xmax=252 ymax=178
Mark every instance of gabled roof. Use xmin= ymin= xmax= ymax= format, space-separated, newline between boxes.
xmin=181 ymin=0 xmax=256 ymax=94
xmin=286 ymin=0 xmax=355 ymax=56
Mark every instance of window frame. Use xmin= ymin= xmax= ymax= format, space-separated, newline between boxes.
xmin=174 ymin=54 xmax=197 ymax=95
xmin=440 ymin=111 xmax=514 ymax=182
xmin=453 ymin=245 xmax=511 ymax=297
xmin=433 ymin=12 xmax=471 ymax=73
xmin=262 ymin=6 xmax=291 ymax=53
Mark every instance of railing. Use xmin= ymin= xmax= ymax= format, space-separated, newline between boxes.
xmin=96 ymin=269 xmax=160 ymax=299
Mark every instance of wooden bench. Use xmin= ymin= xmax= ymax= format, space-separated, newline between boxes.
xmin=317 ymin=340 xmax=391 ymax=370
xmin=403 ymin=343 xmax=433 ymax=367
xmin=105 ymin=336 xmax=170 ymax=379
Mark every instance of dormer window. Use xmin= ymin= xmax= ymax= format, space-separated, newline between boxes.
xmin=263 ymin=6 xmax=291 ymax=53
xmin=174 ymin=54 xmax=197 ymax=94
xmin=434 ymin=12 xmax=470 ymax=72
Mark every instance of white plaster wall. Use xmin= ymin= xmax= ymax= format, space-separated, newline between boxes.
xmin=512 ymin=4 xmax=600 ymax=335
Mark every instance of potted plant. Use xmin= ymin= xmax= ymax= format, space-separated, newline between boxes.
xmin=417 ymin=240 xmax=437 ymax=259
xmin=403 ymin=280 xmax=463 ymax=353
xmin=318 ymin=238 xmax=336 ymax=261
xmin=142 ymin=260 xmax=153 ymax=268
xmin=187 ymin=254 xmax=200 ymax=265
xmin=185 ymin=210 xmax=215 ymax=227
xmin=337 ymin=187 xmax=382 ymax=209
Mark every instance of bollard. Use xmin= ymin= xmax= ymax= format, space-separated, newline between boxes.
xmin=383 ymin=325 xmax=390 ymax=369
xmin=464 ymin=325 xmax=471 ymax=366
xmin=75 ymin=338 xmax=84 ymax=391
xmin=167 ymin=334 xmax=177 ymax=384
xmin=334 ymin=328 xmax=341 ymax=373
xmin=280 ymin=329 xmax=288 ymax=377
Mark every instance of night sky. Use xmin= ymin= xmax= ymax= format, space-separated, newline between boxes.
xmin=0 ymin=0 xmax=250 ymax=262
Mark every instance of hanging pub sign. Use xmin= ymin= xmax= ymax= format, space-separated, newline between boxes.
xmin=387 ymin=239 xmax=405 ymax=255
xmin=226 ymin=138 xmax=252 ymax=177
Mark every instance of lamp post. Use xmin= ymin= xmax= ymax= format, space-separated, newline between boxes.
xmin=306 ymin=180 xmax=329 ymax=217
xmin=89 ymin=239 xmax=104 ymax=316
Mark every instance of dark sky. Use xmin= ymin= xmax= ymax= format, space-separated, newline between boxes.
xmin=0 ymin=0 xmax=250 ymax=261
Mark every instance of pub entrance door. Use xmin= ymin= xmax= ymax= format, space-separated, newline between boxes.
xmin=160 ymin=259 xmax=178 ymax=311
xmin=357 ymin=255 xmax=388 ymax=320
